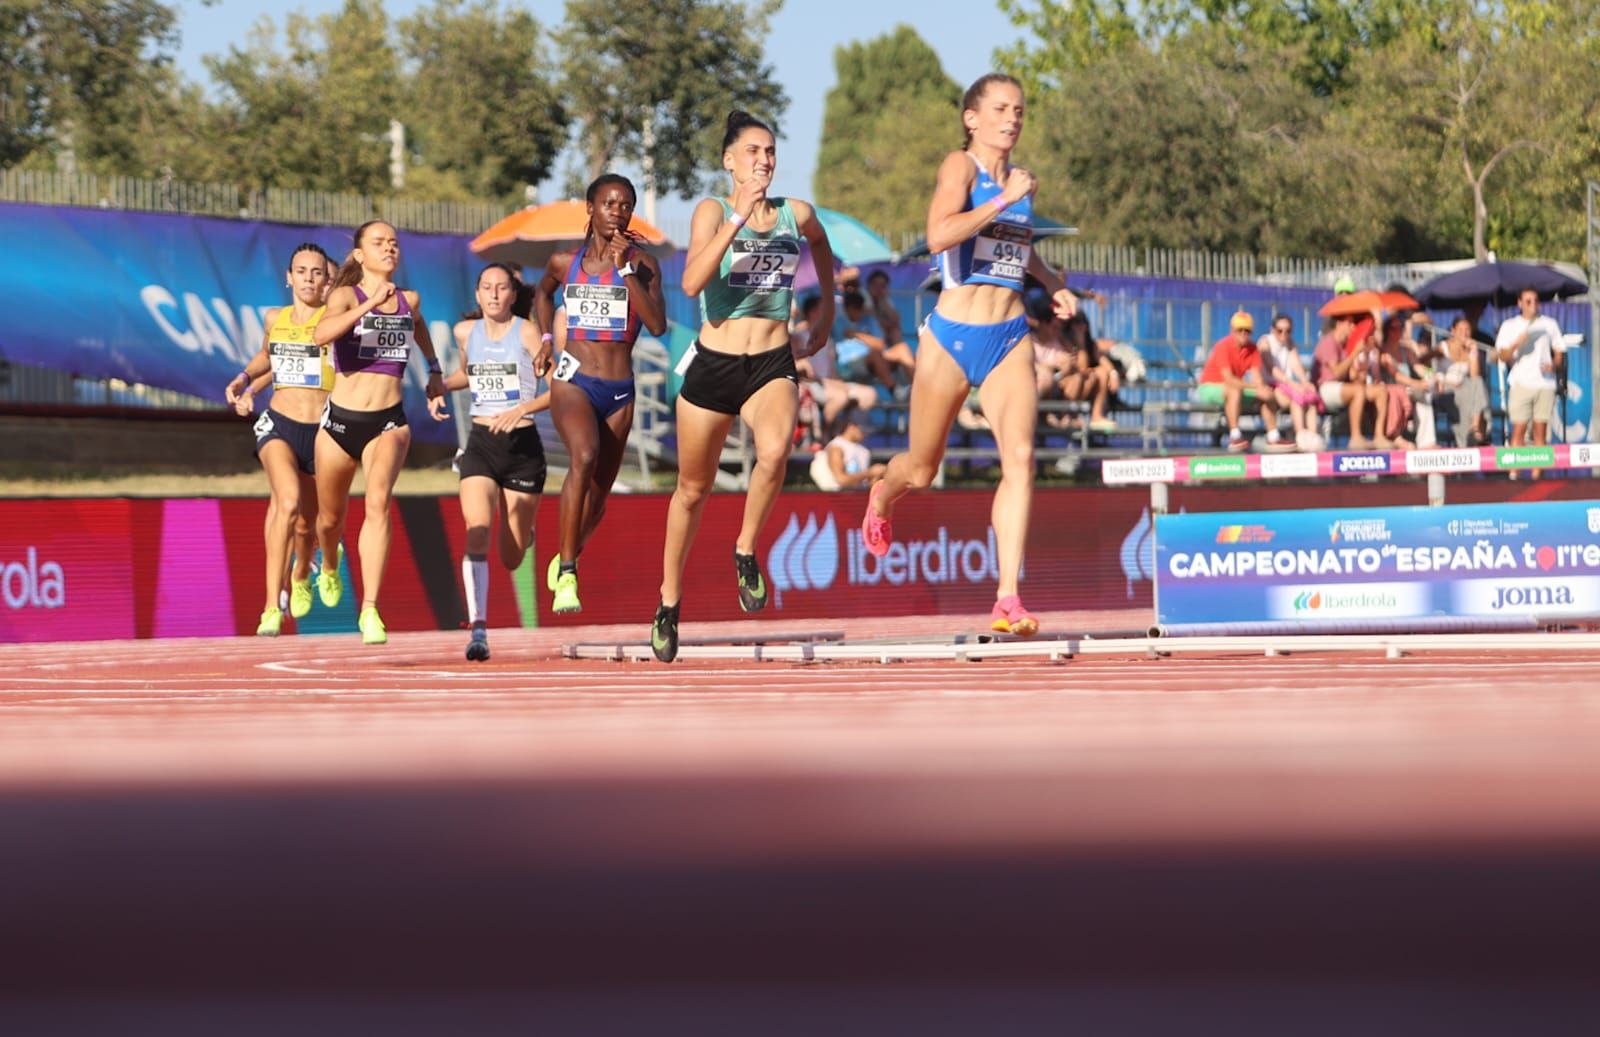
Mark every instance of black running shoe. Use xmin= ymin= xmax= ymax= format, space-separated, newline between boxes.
xmin=651 ymin=601 xmax=680 ymax=663
xmin=465 ymin=626 xmax=490 ymax=662
xmin=734 ymin=550 xmax=768 ymax=613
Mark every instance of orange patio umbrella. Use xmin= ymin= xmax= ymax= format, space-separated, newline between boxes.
xmin=1318 ymin=289 xmax=1420 ymax=318
xmin=469 ymin=200 xmax=674 ymax=269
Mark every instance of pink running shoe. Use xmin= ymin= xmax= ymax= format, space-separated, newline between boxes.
xmin=990 ymin=595 xmax=1039 ymax=637
xmin=862 ymin=479 xmax=892 ymax=558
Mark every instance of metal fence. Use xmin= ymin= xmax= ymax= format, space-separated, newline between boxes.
xmin=0 ymin=169 xmax=511 ymax=236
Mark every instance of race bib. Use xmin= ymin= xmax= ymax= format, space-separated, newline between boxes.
xmin=268 ymin=340 xmax=325 ymax=389
xmin=468 ymin=361 xmax=520 ymax=407
xmin=565 ymin=283 xmax=630 ymax=334
xmin=357 ymin=313 xmax=413 ymax=362
xmin=552 ymin=351 xmax=582 ymax=383
xmin=973 ymin=220 xmax=1032 ymax=284
xmin=728 ymin=239 xmax=800 ymax=293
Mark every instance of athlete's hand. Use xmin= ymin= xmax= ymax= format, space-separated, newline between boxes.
xmin=1051 ymin=289 xmax=1078 ymax=320
xmin=794 ymin=301 xmax=833 ymax=359
xmin=365 ymin=281 xmax=396 ymax=309
xmin=1000 ymin=167 xmax=1036 ymax=206
xmin=231 ymin=387 xmax=254 ymax=417
xmin=605 ymin=230 xmax=633 ymax=270
xmin=533 ymin=339 xmax=553 ymax=378
xmin=732 ymin=170 xmax=770 ymax=220
xmin=487 ymin=405 xmax=525 ymax=435
xmin=425 ymin=371 xmax=445 ymax=403
xmin=428 ymin=392 xmax=449 ymax=421
xmin=225 ymin=373 xmax=249 ymax=407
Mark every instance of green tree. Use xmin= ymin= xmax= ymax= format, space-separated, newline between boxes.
xmin=398 ymin=0 xmax=567 ymax=204
xmin=0 ymin=0 xmax=188 ymax=172
xmin=203 ymin=0 xmax=399 ymax=194
xmin=555 ymin=0 xmax=787 ymax=200
xmin=813 ymin=26 xmax=960 ymax=237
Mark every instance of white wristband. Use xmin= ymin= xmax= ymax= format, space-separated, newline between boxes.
xmin=728 ymin=211 xmax=748 ymax=230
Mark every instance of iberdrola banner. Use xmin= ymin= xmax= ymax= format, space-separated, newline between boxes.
xmin=1155 ymin=498 xmax=1600 ymax=625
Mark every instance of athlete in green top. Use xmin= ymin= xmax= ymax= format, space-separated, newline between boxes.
xmin=651 ymin=110 xmax=836 ymax=662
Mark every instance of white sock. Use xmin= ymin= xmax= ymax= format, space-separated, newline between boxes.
xmin=1266 ymin=428 xmax=1282 ymax=443
xmin=1230 ymin=427 xmax=1242 ymax=439
xmin=463 ymin=555 xmax=488 ymax=625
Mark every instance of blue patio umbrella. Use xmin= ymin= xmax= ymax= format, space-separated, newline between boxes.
xmin=894 ymin=215 xmax=1077 ymax=262
xmin=812 ymin=207 xmax=894 ymax=266
xmin=1413 ymin=260 xmax=1587 ymax=308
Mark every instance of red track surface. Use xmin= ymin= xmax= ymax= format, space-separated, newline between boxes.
xmin=3 ymin=609 xmax=1599 ymax=1032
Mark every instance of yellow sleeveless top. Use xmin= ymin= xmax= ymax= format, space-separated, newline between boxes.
xmin=267 ymin=305 xmax=333 ymax=392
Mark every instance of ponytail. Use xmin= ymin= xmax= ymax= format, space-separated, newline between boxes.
xmin=722 ymin=110 xmax=773 ymax=152
xmin=332 ymin=220 xmax=393 ymax=291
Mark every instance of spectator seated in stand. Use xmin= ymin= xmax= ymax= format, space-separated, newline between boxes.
xmin=1375 ymin=316 xmax=1423 ymax=449
xmin=792 ymin=293 xmax=877 ymax=441
xmin=1314 ymin=313 xmax=1391 ymax=449
xmin=1435 ymin=316 xmax=1490 ymax=446
xmin=1258 ymin=313 xmax=1323 ymax=451
xmin=809 ymin=406 xmax=886 ymax=492
xmin=1031 ymin=288 xmax=1116 ymax=432
xmin=1196 ymin=310 xmax=1287 ymax=452
xmin=833 ymin=289 xmax=915 ymax=397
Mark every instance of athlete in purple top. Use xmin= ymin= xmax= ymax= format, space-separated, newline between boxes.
xmin=312 ymin=220 xmax=447 ymax=645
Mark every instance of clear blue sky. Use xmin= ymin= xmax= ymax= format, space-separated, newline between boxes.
xmin=171 ymin=0 xmax=1024 ymax=233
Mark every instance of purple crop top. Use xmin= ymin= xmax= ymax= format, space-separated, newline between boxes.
xmin=333 ymin=286 xmax=416 ymax=378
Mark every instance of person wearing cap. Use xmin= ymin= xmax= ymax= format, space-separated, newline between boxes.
xmin=1197 ymin=310 xmax=1282 ymax=452
xmin=1333 ymin=275 xmax=1357 ymax=294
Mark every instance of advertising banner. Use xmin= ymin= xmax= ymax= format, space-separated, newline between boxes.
xmin=0 ymin=202 xmax=478 ymax=443
xmin=5 ymin=480 xmax=1599 ymax=643
xmin=1156 ymin=498 xmax=1600 ymax=625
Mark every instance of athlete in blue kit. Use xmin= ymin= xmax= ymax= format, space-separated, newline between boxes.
xmin=862 ymin=74 xmax=1077 ymax=638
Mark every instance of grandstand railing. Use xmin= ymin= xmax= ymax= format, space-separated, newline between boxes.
xmin=0 ymin=169 xmax=510 ymax=236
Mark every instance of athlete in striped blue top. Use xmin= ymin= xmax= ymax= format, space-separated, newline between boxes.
xmin=862 ymin=74 xmax=1078 ymax=638
xmin=534 ymin=174 xmax=667 ymax=617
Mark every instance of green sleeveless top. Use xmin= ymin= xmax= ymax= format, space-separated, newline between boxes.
xmin=699 ymin=198 xmax=802 ymax=324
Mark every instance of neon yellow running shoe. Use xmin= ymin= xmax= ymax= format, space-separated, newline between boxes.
xmin=317 ymin=545 xmax=343 ymax=608
xmin=358 ymin=606 xmax=387 ymax=645
xmin=256 ymin=606 xmax=283 ymax=637
xmin=289 ymin=577 xmax=313 ymax=619
xmin=546 ymin=553 xmax=561 ymax=592
xmin=552 ymin=571 xmax=582 ymax=614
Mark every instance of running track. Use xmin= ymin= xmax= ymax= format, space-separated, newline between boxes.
xmin=3 ymin=608 xmax=1599 ymax=1033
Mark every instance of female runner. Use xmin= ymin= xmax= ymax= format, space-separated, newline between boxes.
xmin=650 ymin=111 xmax=835 ymax=662
xmin=533 ymin=173 xmax=667 ymax=614
xmin=225 ymin=242 xmax=333 ymax=636
xmin=861 ymin=74 xmax=1076 ymax=637
xmin=313 ymin=220 xmax=447 ymax=644
xmin=430 ymin=264 xmax=549 ymax=660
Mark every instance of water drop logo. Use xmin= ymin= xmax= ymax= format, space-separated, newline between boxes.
xmin=1119 ymin=507 xmax=1155 ymax=598
xmin=1293 ymin=591 xmax=1323 ymax=612
xmin=767 ymin=512 xmax=840 ymax=606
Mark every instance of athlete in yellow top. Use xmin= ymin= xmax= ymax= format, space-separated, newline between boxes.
xmin=226 ymin=243 xmax=336 ymax=636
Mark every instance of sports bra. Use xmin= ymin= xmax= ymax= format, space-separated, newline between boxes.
xmin=937 ymin=153 xmax=1034 ymax=292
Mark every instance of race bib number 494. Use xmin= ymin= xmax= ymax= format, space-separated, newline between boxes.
xmin=974 ymin=221 xmax=1032 ymax=283
xmin=728 ymin=239 xmax=800 ymax=293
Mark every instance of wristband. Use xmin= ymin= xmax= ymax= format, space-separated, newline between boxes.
xmin=989 ymin=197 xmax=1009 ymax=216
xmin=238 ymin=370 xmax=252 ymax=385
xmin=541 ymin=332 xmax=554 ymax=344
xmin=728 ymin=211 xmax=748 ymax=229
xmin=427 ymin=360 xmax=442 ymax=375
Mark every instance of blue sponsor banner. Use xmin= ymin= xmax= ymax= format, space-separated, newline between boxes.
xmin=0 ymin=201 xmax=479 ymax=442
xmin=1156 ymin=499 xmax=1600 ymax=624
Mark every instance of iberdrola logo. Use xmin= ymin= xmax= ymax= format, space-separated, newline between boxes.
xmin=1293 ymin=591 xmax=1323 ymax=612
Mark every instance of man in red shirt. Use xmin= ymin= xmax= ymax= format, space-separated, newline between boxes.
xmin=1197 ymin=311 xmax=1281 ymax=451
